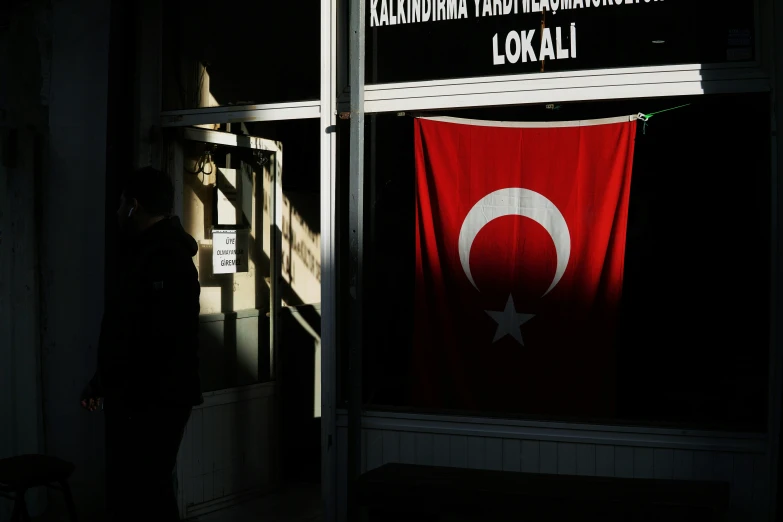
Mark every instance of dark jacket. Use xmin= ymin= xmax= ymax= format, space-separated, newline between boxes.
xmin=91 ymin=216 xmax=203 ymax=408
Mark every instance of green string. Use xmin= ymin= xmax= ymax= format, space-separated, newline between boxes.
xmin=643 ymin=103 xmax=691 ymax=120
xmin=640 ymin=103 xmax=691 ymax=134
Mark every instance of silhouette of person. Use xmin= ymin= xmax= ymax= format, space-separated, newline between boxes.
xmin=81 ymin=166 xmax=202 ymax=522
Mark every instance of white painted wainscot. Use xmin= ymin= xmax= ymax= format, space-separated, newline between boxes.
xmin=176 ymin=383 xmax=279 ymax=519
xmin=336 ymin=410 xmax=770 ymax=522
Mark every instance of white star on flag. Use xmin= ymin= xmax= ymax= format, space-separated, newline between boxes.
xmin=485 ymin=294 xmax=535 ymax=346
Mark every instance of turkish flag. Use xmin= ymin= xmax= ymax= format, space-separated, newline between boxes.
xmin=412 ymin=116 xmax=637 ymax=419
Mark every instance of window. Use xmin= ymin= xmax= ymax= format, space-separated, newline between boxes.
xmin=366 ymin=0 xmax=756 ymax=84
xmin=181 ymin=120 xmax=322 ymax=392
xmin=360 ymin=93 xmax=770 ymax=431
xmin=162 ymin=0 xmax=320 ymax=110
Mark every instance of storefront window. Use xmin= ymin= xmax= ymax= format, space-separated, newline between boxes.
xmin=366 ymin=0 xmax=756 ymax=84
xmin=162 ymin=0 xmax=320 ymax=110
xmin=361 ymin=93 xmax=770 ymax=431
xmin=243 ymin=120 xmax=323 ymax=308
xmin=182 ymin=120 xmax=322 ymax=393
xmin=180 ymin=135 xmax=275 ymax=392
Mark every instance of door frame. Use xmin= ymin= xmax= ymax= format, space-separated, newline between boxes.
xmin=167 ymin=127 xmax=286 ymax=517
xmin=148 ymin=0 xmax=337 ymax=518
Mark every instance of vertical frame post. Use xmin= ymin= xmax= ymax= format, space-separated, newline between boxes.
xmin=167 ymin=129 xmax=187 ymax=519
xmin=347 ymin=0 xmax=366 ymax=519
xmin=134 ymin=0 xmax=163 ymax=169
xmin=271 ymin=144 xmax=284 ymax=484
xmin=270 ymin=146 xmax=284 ymax=382
xmin=767 ymin=1 xmax=783 ymax=518
xmin=321 ymin=0 xmax=339 ymax=518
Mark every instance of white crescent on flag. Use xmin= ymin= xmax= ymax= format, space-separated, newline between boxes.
xmin=457 ymin=187 xmax=571 ymax=297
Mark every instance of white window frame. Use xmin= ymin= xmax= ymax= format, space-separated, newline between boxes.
xmin=363 ymin=63 xmax=771 ymax=114
xmin=160 ymin=100 xmax=321 ymax=127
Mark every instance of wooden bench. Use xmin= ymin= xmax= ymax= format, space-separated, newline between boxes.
xmin=355 ymin=463 xmax=730 ymax=522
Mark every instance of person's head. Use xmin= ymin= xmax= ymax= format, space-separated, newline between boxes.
xmin=117 ymin=166 xmax=174 ymax=235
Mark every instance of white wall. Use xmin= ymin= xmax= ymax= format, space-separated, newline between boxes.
xmin=39 ymin=0 xmax=111 ymax=519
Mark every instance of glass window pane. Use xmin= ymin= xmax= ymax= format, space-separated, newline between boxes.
xmin=179 ymin=121 xmax=323 ymax=396
xmin=179 ymin=132 xmax=274 ymax=391
xmin=242 ymin=120 xmax=323 ymax=307
xmin=363 ymin=93 xmax=770 ymax=431
xmin=366 ymin=0 xmax=756 ymax=84
xmin=163 ymin=0 xmax=320 ymax=110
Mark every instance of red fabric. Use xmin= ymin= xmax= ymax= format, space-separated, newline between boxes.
xmin=412 ymin=117 xmax=636 ymax=418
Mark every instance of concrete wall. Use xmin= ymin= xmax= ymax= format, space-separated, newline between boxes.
xmin=0 ymin=1 xmax=111 ymax=521
xmin=41 ymin=0 xmax=111 ymax=519
xmin=1 ymin=2 xmax=53 ymax=520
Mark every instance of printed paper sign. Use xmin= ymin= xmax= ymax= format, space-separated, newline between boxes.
xmin=212 ymin=228 xmax=249 ymax=275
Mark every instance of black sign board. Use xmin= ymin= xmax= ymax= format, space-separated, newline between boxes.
xmin=366 ymin=0 xmax=755 ymax=84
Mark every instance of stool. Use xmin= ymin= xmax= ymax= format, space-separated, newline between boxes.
xmin=0 ymin=454 xmax=78 ymax=522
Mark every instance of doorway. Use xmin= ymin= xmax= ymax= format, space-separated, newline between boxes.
xmin=166 ymin=122 xmax=323 ymax=520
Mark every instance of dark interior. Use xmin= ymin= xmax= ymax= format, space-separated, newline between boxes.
xmin=353 ymin=93 xmax=771 ymax=432
xmin=162 ymin=0 xmax=321 ymax=109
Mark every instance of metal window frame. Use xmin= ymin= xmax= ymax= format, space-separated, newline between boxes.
xmin=160 ymin=100 xmax=321 ymax=127
xmin=345 ymin=2 xmax=781 ymax=522
xmin=363 ymin=63 xmax=771 ymax=114
xmin=766 ymin=0 xmax=783 ymax=517
xmin=320 ymin=0 xmax=339 ymax=521
xmin=346 ymin=1 xmax=365 ymax=522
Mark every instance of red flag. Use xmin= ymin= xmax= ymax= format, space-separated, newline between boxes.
xmin=412 ymin=116 xmax=637 ymax=418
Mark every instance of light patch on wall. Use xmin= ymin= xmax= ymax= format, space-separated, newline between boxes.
xmin=280 ymin=190 xmax=321 ymax=306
